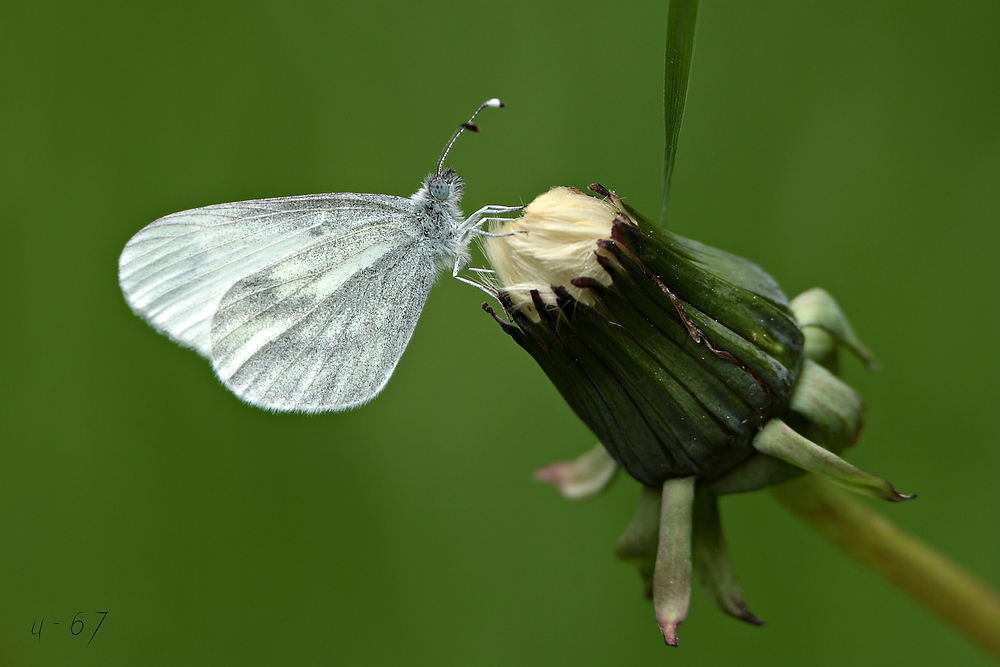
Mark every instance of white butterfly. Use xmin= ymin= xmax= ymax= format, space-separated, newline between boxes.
xmin=119 ymin=99 xmax=518 ymax=413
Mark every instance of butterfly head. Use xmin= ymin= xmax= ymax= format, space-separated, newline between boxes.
xmin=426 ymin=167 xmax=464 ymax=204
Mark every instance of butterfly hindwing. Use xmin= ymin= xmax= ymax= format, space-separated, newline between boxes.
xmin=210 ymin=233 xmax=439 ymax=412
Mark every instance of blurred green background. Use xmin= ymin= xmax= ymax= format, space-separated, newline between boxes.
xmin=2 ymin=1 xmax=999 ymax=665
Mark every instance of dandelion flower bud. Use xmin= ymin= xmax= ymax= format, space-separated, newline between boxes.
xmin=484 ymin=185 xmax=803 ymax=486
xmin=480 ymin=184 xmax=911 ymax=647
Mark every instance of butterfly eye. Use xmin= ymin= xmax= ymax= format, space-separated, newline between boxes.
xmin=429 ymin=177 xmax=452 ymax=201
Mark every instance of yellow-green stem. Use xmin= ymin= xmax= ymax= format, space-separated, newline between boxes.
xmin=770 ymin=474 xmax=1000 ymax=660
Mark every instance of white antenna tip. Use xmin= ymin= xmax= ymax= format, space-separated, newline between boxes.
xmin=485 ymin=98 xmax=504 ymax=108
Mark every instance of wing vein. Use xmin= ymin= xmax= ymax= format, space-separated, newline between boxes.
xmin=147 ymin=223 xmax=384 ymax=323
xmin=293 ymin=251 xmax=415 ymax=404
xmin=125 ymin=209 xmax=327 ymax=280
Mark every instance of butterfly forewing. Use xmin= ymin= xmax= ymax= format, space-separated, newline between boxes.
xmin=118 ymin=193 xmax=414 ymax=356
xmin=211 ymin=235 xmax=439 ymax=412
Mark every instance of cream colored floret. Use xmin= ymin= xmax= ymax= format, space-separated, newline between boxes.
xmin=483 ymin=187 xmax=616 ymax=320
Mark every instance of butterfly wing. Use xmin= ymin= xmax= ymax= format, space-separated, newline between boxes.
xmin=209 ymin=232 xmax=439 ymax=412
xmin=118 ymin=193 xmax=414 ymax=357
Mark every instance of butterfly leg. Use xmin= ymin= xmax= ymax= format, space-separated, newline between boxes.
xmin=452 ymin=253 xmax=497 ymax=297
xmin=453 ymin=207 xmax=523 ymax=297
xmin=458 ymin=204 xmax=523 ymax=235
xmin=467 ymin=227 xmax=516 ymax=239
xmin=459 ymin=217 xmax=524 ymax=243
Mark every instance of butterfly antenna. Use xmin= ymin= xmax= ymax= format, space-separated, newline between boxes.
xmin=436 ymin=98 xmax=505 ymax=174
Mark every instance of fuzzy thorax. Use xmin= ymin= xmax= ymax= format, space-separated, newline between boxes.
xmin=482 ymin=187 xmax=615 ymax=320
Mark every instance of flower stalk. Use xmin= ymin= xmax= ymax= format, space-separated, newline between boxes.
xmin=771 ymin=474 xmax=1000 ymax=660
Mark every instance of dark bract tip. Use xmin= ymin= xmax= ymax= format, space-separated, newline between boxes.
xmin=588 ymin=183 xmax=612 ymax=197
xmin=571 ymin=276 xmax=603 ymax=290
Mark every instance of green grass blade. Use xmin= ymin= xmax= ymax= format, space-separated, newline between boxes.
xmin=661 ymin=0 xmax=699 ymax=225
